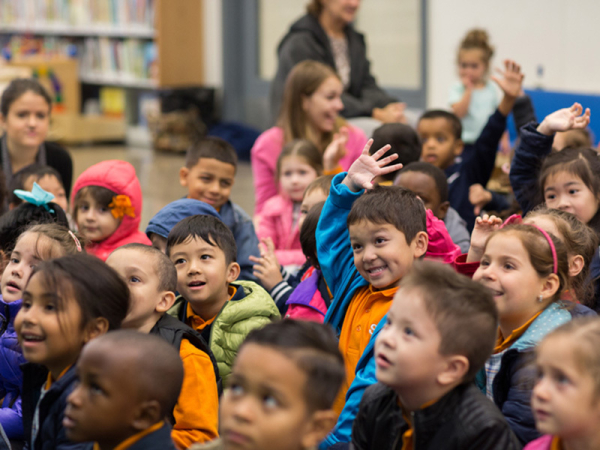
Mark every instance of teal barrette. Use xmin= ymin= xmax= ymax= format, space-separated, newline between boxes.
xmin=13 ymin=182 xmax=55 ymax=213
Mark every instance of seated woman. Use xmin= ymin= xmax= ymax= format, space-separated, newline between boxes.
xmin=252 ymin=60 xmax=367 ymax=217
xmin=270 ymin=0 xmax=403 ymax=125
xmin=0 ymin=79 xmax=73 ymax=206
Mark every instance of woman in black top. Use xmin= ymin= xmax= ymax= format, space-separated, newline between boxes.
xmin=0 ymin=79 xmax=73 ymax=197
xmin=270 ymin=0 xmax=404 ymax=124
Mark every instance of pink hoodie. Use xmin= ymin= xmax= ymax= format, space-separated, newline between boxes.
xmin=523 ymin=435 xmax=554 ymax=450
xmin=71 ymin=160 xmax=151 ymax=261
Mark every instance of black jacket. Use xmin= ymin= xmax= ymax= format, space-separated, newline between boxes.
xmin=127 ymin=422 xmax=177 ymax=450
xmin=21 ymin=364 xmax=92 ymax=450
xmin=270 ymin=14 xmax=397 ymax=121
xmin=351 ymin=382 xmax=521 ymax=450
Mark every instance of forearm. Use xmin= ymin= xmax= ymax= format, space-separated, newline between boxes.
xmin=498 ymin=94 xmax=517 ymax=117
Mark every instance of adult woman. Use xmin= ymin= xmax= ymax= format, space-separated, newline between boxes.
xmin=270 ymin=0 xmax=403 ymax=124
xmin=252 ymin=60 xmax=367 ymax=216
xmin=0 ymin=79 xmax=73 ymax=198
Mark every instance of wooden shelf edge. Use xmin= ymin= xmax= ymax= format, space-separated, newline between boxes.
xmin=0 ymin=24 xmax=155 ymax=39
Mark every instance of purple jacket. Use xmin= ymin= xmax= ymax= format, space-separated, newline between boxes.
xmin=0 ymin=296 xmax=27 ymax=440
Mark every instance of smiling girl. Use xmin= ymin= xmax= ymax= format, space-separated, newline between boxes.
xmin=251 ymin=60 xmax=367 ymax=216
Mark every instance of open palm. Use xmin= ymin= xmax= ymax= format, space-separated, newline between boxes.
xmin=491 ymin=59 xmax=524 ymax=98
xmin=345 ymin=140 xmax=402 ymax=191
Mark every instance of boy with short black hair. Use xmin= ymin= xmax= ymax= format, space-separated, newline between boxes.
xmin=64 ymin=330 xmax=184 ymax=450
xmin=166 ymin=214 xmax=280 ymax=382
xmin=178 ymin=137 xmax=260 ymax=282
xmin=106 ymin=243 xmax=220 ymax=449
xmin=351 ymin=261 xmax=520 ymax=450
xmin=317 ymin=141 xmax=429 ymax=448
xmin=190 ymin=319 xmax=345 ymax=450
xmin=395 ymin=161 xmax=470 ymax=252
xmin=417 ymin=59 xmax=523 ymax=230
xmin=369 ymin=123 xmax=421 ymax=185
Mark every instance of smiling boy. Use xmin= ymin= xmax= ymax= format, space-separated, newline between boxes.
xmin=166 ymin=214 xmax=279 ymax=382
xmin=316 ymin=141 xmax=428 ymax=448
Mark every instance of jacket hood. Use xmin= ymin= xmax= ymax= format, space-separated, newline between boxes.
xmin=424 ymin=209 xmax=462 ymax=264
xmin=278 ymin=14 xmax=328 ymax=55
xmin=146 ymin=198 xmax=220 ymax=239
xmin=71 ymin=160 xmax=149 ymax=259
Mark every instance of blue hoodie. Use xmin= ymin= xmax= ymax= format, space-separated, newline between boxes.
xmin=146 ymin=199 xmax=260 ymax=282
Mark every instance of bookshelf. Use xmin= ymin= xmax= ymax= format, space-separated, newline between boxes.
xmin=0 ymin=0 xmax=205 ymax=143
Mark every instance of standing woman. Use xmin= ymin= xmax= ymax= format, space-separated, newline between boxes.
xmin=0 ymin=79 xmax=73 ymax=198
xmin=270 ymin=0 xmax=403 ymax=124
xmin=252 ymin=60 xmax=366 ymax=216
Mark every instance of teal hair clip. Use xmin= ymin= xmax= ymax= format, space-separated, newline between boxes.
xmin=13 ymin=182 xmax=55 ymax=213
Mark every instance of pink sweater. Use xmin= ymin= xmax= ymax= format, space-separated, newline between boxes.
xmin=256 ymin=194 xmax=305 ymax=267
xmin=523 ymin=435 xmax=554 ymax=450
xmin=251 ymin=126 xmax=367 ymax=215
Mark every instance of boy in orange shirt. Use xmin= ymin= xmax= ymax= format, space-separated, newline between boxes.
xmin=106 ymin=244 xmax=220 ymax=449
xmin=317 ymin=141 xmax=428 ymax=448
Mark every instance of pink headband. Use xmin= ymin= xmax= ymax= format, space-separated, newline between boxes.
xmin=527 ymin=225 xmax=558 ymax=274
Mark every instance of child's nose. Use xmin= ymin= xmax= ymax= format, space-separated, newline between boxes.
xmin=67 ymin=384 xmax=83 ymax=407
xmin=232 ymin=397 xmax=256 ymax=422
xmin=532 ymin=378 xmax=550 ymax=402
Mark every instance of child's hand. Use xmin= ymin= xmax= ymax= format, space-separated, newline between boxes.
xmin=372 ymin=102 xmax=406 ymax=123
xmin=469 ymin=184 xmax=493 ymax=216
xmin=249 ymin=238 xmax=283 ymax=291
xmin=492 ymin=59 xmax=524 ymax=99
xmin=323 ymin=126 xmax=349 ymax=172
xmin=460 ymin=73 xmax=474 ymax=91
xmin=466 ymin=214 xmax=503 ymax=262
xmin=537 ymin=103 xmax=591 ymax=136
xmin=343 ymin=140 xmax=401 ymax=192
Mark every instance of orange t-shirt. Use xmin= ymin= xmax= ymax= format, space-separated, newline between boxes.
xmin=333 ymin=284 xmax=398 ymax=413
xmin=550 ymin=436 xmax=562 ymax=450
xmin=399 ymin=398 xmax=438 ymax=450
xmin=171 ymin=339 xmax=219 ymax=449
xmin=93 ymin=421 xmax=165 ymax=450
xmin=186 ymin=286 xmax=237 ymax=333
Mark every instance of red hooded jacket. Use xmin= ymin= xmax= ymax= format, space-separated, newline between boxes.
xmin=71 ymin=160 xmax=151 ymax=261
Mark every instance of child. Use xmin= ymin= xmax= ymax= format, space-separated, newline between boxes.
xmin=0 ymin=195 xmax=69 ymax=269
xmin=106 ymin=244 xmax=220 ymax=449
xmin=71 ymin=159 xmax=151 ymax=261
xmin=8 ymin=164 xmax=68 ymax=213
xmin=16 ymin=254 xmax=130 ymax=450
xmin=449 ymin=29 xmax=499 ymax=144
xmin=64 ymin=330 xmax=183 ymax=450
xmin=526 ymin=317 xmax=600 ymax=450
xmin=167 ymin=214 xmax=280 ymax=382
xmin=317 ymin=141 xmax=429 ymax=448
xmin=395 ymin=161 xmax=470 ymax=252
xmin=257 ymin=140 xmax=322 ymax=268
xmin=472 ymin=224 xmax=596 ymax=445
xmin=0 ymin=224 xmax=82 ymax=444
xmin=351 ymin=260 xmax=520 ymax=450
xmin=179 ymin=137 xmax=261 ymax=282
xmin=285 ymin=201 xmax=330 ymax=322
xmin=419 ymin=59 xmax=523 ymax=230
xmin=190 ymin=319 xmax=345 ymax=450
xmin=369 ymin=122 xmax=421 ymax=185
xmin=251 ymin=175 xmax=333 ymax=313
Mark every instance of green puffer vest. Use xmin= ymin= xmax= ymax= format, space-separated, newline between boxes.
xmin=169 ymin=280 xmax=280 ymax=382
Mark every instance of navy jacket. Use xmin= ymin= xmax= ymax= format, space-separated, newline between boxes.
xmin=446 ymin=109 xmax=507 ymax=231
xmin=21 ymin=364 xmax=92 ymax=450
xmin=351 ymin=382 xmax=520 ymax=450
xmin=476 ymin=302 xmax=596 ymax=446
xmin=126 ymin=422 xmax=177 ymax=450
xmin=0 ymin=297 xmax=27 ymax=440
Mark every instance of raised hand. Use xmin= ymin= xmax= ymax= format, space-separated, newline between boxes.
xmin=343 ymin=139 xmax=401 ymax=192
xmin=469 ymin=184 xmax=493 ymax=216
xmin=249 ymin=237 xmax=282 ymax=291
xmin=467 ymin=214 xmax=503 ymax=262
xmin=537 ymin=103 xmax=591 ymax=136
xmin=491 ymin=59 xmax=524 ymax=99
xmin=323 ymin=126 xmax=349 ymax=172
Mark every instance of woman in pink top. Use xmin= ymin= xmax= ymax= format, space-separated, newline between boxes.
xmin=251 ymin=60 xmax=367 ymax=216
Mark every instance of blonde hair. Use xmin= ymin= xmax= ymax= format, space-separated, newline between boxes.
xmin=277 ymin=61 xmax=342 ymax=152
xmin=458 ymin=28 xmax=494 ymax=67
xmin=539 ymin=317 xmax=600 ymax=396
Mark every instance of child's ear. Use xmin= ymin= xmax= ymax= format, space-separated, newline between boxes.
xmin=437 ymin=201 xmax=450 ymax=220
xmin=156 ymin=291 xmax=176 ymax=314
xmin=83 ymin=317 xmax=110 ymax=343
xmin=437 ymin=355 xmax=469 ymax=387
xmin=412 ymin=231 xmax=429 ymax=259
xmin=131 ymin=400 xmax=162 ymax=432
xmin=541 ymin=273 xmax=560 ymax=301
xmin=453 ymin=138 xmax=464 ymax=157
xmin=568 ymin=255 xmax=585 ymax=278
xmin=226 ymin=262 xmax=241 ymax=283
xmin=179 ymin=167 xmax=190 ymax=188
xmin=301 ymin=409 xmax=338 ymax=449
